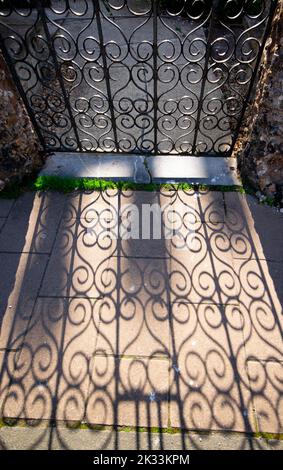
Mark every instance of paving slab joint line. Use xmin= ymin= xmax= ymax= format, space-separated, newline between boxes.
xmin=92 ymin=353 xmax=170 ymax=360
xmin=0 ymin=418 xmax=281 ymax=442
xmin=247 ymin=358 xmax=283 ymax=364
xmin=0 ymin=348 xmax=21 ymax=353
xmin=222 ymin=191 xmax=227 ymax=216
xmin=37 ymin=294 xmax=105 ymax=300
xmin=143 ymin=155 xmax=153 ymax=184
xmin=16 ymin=207 xmax=65 ymax=356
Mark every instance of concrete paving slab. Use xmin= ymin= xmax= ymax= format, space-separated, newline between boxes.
xmin=0 ymin=199 xmax=14 ymax=218
xmin=39 ymin=216 xmax=113 ymax=298
xmin=63 ymin=189 xmax=119 ymax=221
xmin=0 ymin=425 xmax=51 ymax=450
xmin=167 ymin=189 xmax=225 ymax=225
xmin=232 ymin=258 xmax=283 ymax=363
xmin=264 ymin=261 xmax=283 ymax=311
xmin=0 ymin=192 xmax=65 ymax=254
xmin=96 ymin=257 xmax=170 ymax=357
xmin=169 ymin=302 xmax=253 ymax=433
xmin=0 ymin=218 xmax=6 ymax=232
xmin=86 ymin=355 xmax=169 ymax=428
xmin=245 ymin=197 xmax=283 ymax=262
xmin=224 ymin=192 xmax=283 ymax=262
xmin=224 ymin=192 xmax=265 ymax=260
xmin=0 ymin=253 xmax=48 ymax=351
xmin=64 ymin=189 xmax=171 ymax=257
xmin=0 ymin=351 xmax=18 ymax=415
xmin=169 ymin=222 xmax=239 ymax=305
xmin=0 ymin=189 xmax=282 ymax=439
xmin=1 ymin=297 xmax=101 ymax=423
xmin=247 ymin=361 xmax=283 ymax=435
xmin=115 ymin=238 xmax=170 ymax=259
xmin=169 ymin=303 xmax=244 ymax=358
xmin=54 ymin=298 xmax=101 ymax=423
xmin=62 ymin=188 xmax=225 ymax=251
xmin=117 ymin=189 xmax=172 ymax=257
xmin=224 ymin=192 xmax=283 ymax=363
xmin=176 ymin=432 xmax=269 ymax=450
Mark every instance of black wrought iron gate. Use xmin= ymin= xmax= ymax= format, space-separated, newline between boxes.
xmin=0 ymin=0 xmax=277 ymax=156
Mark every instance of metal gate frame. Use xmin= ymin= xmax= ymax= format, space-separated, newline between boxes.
xmin=0 ymin=0 xmax=278 ymax=156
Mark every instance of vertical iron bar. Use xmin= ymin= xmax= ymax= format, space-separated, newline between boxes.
xmin=0 ymin=35 xmax=46 ymax=149
xmin=37 ymin=0 xmax=82 ymax=151
xmin=153 ymin=0 xmax=158 ymax=154
xmin=229 ymin=0 xmax=278 ymax=157
xmin=95 ymin=0 xmax=119 ymax=152
xmin=191 ymin=5 xmax=214 ymax=155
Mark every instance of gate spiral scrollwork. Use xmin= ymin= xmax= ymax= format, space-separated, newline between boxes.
xmin=0 ymin=0 xmax=277 ymax=155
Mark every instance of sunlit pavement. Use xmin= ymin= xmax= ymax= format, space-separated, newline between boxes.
xmin=0 ymin=189 xmax=282 ymax=449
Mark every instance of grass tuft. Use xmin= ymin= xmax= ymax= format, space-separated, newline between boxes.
xmin=254 ymin=431 xmax=283 ymax=441
xmin=0 ymin=417 xmax=283 ymax=441
xmin=31 ymin=175 xmax=244 ymax=194
xmin=0 ymin=174 xmax=246 ymax=198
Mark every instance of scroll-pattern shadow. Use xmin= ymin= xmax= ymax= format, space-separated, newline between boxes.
xmin=0 ymin=188 xmax=282 ymax=449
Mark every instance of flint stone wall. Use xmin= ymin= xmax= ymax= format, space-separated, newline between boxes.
xmin=0 ymin=53 xmax=42 ymax=191
xmin=235 ymin=0 xmax=283 ymax=200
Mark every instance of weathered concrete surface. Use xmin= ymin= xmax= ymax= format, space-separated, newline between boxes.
xmin=40 ymin=153 xmax=151 ymax=183
xmin=0 ymin=189 xmax=282 ymax=450
xmin=40 ymin=153 xmax=240 ymax=186
xmin=0 ymin=426 xmax=276 ymax=451
xmin=147 ymin=156 xmax=239 ymax=185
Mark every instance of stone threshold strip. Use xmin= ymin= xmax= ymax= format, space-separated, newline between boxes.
xmin=39 ymin=153 xmax=240 ymax=186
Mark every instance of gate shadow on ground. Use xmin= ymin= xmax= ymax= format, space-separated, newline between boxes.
xmin=0 ymin=188 xmax=282 ymax=450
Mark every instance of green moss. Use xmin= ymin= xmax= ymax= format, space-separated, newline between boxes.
xmin=75 ymin=424 xmax=184 ymax=434
xmin=254 ymin=431 xmax=283 ymax=441
xmin=31 ymin=175 xmax=244 ymax=194
xmin=33 ymin=175 xmax=161 ymax=193
xmin=0 ymin=417 xmax=24 ymax=428
xmin=0 ymin=184 xmax=22 ymax=199
xmin=1 ymin=417 xmax=282 ymax=442
xmin=0 ymin=174 xmax=246 ymax=198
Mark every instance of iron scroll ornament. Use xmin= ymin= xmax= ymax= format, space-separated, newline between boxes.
xmin=0 ymin=0 xmax=277 ymax=155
